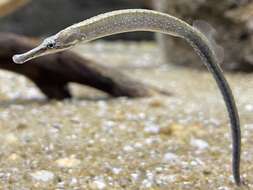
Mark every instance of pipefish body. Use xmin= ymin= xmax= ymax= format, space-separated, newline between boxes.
xmin=12 ymin=9 xmax=241 ymax=185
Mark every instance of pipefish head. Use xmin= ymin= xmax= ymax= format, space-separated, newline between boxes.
xmin=12 ymin=35 xmax=59 ymax=64
xmin=12 ymin=31 xmax=80 ymax=64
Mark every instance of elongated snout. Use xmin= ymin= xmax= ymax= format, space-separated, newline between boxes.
xmin=12 ymin=43 xmax=48 ymax=64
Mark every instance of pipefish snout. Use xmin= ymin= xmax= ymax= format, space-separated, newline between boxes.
xmin=12 ymin=9 xmax=242 ymax=185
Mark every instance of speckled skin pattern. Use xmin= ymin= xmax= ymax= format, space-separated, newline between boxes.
xmin=12 ymin=9 xmax=241 ymax=185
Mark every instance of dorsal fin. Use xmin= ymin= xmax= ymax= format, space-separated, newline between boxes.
xmin=193 ymin=20 xmax=224 ymax=63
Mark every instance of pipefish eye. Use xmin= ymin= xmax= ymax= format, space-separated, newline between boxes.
xmin=46 ymin=42 xmax=55 ymax=49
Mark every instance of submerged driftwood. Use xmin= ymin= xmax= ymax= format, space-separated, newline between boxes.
xmin=1 ymin=0 xmax=253 ymax=72
xmin=154 ymin=0 xmax=253 ymax=72
xmin=0 ymin=33 xmax=169 ymax=99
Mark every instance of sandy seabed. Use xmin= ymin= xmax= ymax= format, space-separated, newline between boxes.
xmin=0 ymin=41 xmax=252 ymax=189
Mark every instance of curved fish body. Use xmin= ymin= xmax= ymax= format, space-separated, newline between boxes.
xmin=12 ymin=9 xmax=241 ymax=185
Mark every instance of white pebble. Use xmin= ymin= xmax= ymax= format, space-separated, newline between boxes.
xmin=163 ymin=152 xmax=179 ymax=163
xmin=90 ymin=177 xmax=106 ymax=190
xmin=31 ymin=170 xmax=54 ymax=182
xmin=55 ymin=157 xmax=81 ymax=168
xmin=190 ymin=138 xmax=209 ymax=150
xmin=155 ymin=174 xmax=177 ymax=184
xmin=144 ymin=123 xmax=160 ymax=134
xmin=218 ymin=186 xmax=230 ymax=190
xmin=131 ymin=173 xmax=140 ymax=181
xmin=245 ymin=104 xmax=253 ymax=112
xmin=112 ymin=167 xmax=122 ymax=175
xmin=70 ymin=177 xmax=78 ymax=185
xmin=244 ymin=124 xmax=253 ymax=130
xmin=141 ymin=179 xmax=153 ymax=188
xmin=123 ymin=145 xmax=134 ymax=152
xmin=5 ymin=134 xmax=19 ymax=144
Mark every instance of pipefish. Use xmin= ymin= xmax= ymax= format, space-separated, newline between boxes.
xmin=12 ymin=9 xmax=241 ymax=185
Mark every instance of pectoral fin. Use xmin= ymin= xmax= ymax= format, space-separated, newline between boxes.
xmin=193 ymin=20 xmax=224 ymax=63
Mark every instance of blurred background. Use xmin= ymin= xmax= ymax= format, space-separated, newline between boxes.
xmin=0 ymin=0 xmax=153 ymax=40
xmin=1 ymin=0 xmax=253 ymax=71
xmin=0 ymin=1 xmax=253 ymax=189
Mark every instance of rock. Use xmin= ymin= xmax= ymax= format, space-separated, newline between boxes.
xmin=5 ymin=133 xmax=19 ymax=144
xmin=89 ymin=177 xmax=107 ymax=190
xmin=30 ymin=170 xmax=55 ymax=183
xmin=123 ymin=145 xmax=134 ymax=152
xmin=154 ymin=0 xmax=253 ymax=72
xmin=190 ymin=138 xmax=209 ymax=150
xmin=55 ymin=157 xmax=81 ymax=168
xmin=148 ymin=98 xmax=164 ymax=108
xmin=111 ymin=167 xmax=122 ymax=175
xmin=245 ymin=104 xmax=253 ymax=112
xmin=144 ymin=123 xmax=160 ymax=134
xmin=163 ymin=152 xmax=179 ymax=163
xmin=7 ymin=153 xmax=22 ymax=162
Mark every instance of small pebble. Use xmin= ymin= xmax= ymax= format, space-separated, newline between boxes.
xmin=31 ymin=170 xmax=55 ymax=183
xmin=190 ymin=138 xmax=209 ymax=150
xmin=131 ymin=173 xmax=140 ymax=181
xmin=144 ymin=123 xmax=160 ymax=134
xmin=149 ymin=99 xmax=163 ymax=108
xmin=123 ymin=145 xmax=134 ymax=152
xmin=163 ymin=152 xmax=179 ymax=163
xmin=90 ymin=177 xmax=107 ymax=190
xmin=245 ymin=104 xmax=253 ymax=112
xmin=55 ymin=157 xmax=81 ymax=168
xmin=5 ymin=134 xmax=19 ymax=144
xmin=155 ymin=174 xmax=177 ymax=184
xmin=8 ymin=153 xmax=21 ymax=162
xmin=141 ymin=179 xmax=153 ymax=188
xmin=70 ymin=177 xmax=78 ymax=185
xmin=112 ymin=167 xmax=122 ymax=175
xmin=218 ymin=187 xmax=230 ymax=190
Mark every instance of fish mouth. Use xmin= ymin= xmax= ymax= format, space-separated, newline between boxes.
xmin=12 ymin=43 xmax=48 ymax=64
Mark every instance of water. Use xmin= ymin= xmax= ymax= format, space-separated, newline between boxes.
xmin=0 ymin=41 xmax=252 ymax=189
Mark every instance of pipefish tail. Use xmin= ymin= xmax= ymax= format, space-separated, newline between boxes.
xmin=12 ymin=9 xmax=241 ymax=185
